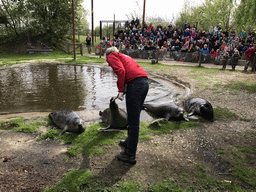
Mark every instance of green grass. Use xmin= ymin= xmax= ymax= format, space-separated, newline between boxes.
xmin=0 ymin=51 xmax=105 ymax=66
xmin=146 ymin=121 xmax=200 ymax=135
xmin=0 ymin=117 xmax=48 ymax=133
xmin=148 ymin=178 xmax=183 ymax=192
xmin=57 ymin=55 xmax=105 ymax=64
xmin=224 ymin=81 xmax=256 ymax=93
xmin=213 ymin=106 xmax=239 ymax=120
xmin=233 ymin=166 xmax=256 ymax=187
xmin=14 ymin=120 xmax=48 ymax=133
xmin=44 ymin=169 xmax=94 ymax=192
xmin=39 ymin=120 xmax=199 ymax=158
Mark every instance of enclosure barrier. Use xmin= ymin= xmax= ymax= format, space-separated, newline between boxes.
xmin=67 ymin=43 xmax=83 ymax=56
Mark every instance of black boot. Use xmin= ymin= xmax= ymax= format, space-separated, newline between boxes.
xmin=117 ymin=151 xmax=136 ymax=165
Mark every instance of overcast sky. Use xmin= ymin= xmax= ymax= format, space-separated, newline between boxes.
xmin=82 ymin=0 xmax=205 ymax=28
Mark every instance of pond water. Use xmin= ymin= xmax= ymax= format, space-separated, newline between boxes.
xmin=0 ymin=64 xmax=187 ymax=116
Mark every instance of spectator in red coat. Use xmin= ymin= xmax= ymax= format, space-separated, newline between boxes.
xmin=106 ymin=47 xmax=149 ymax=164
xmin=244 ymin=46 xmax=256 ymax=71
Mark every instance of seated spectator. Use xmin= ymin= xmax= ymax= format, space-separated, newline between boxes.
xmin=190 ymin=29 xmax=197 ymax=41
xmin=184 ymin=28 xmax=191 ymax=37
xmin=229 ymin=28 xmax=236 ymax=39
xmin=208 ymin=26 xmax=214 ymax=37
xmin=223 ymin=28 xmax=229 ymax=38
xmin=118 ymin=42 xmax=125 ymax=52
xmin=184 ymin=41 xmax=190 ymax=49
xmin=239 ymin=30 xmax=246 ymax=40
xmin=173 ymin=39 xmax=181 ymax=51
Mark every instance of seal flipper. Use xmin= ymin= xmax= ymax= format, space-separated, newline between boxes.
xmin=98 ymin=126 xmax=123 ymax=132
xmin=58 ymin=125 xmax=68 ymax=136
xmin=186 ymin=111 xmax=195 ymax=118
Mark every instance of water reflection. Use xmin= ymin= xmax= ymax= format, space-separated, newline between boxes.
xmin=0 ymin=64 xmax=184 ymax=115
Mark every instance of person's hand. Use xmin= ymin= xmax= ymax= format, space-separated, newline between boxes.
xmin=116 ymin=92 xmax=125 ymax=101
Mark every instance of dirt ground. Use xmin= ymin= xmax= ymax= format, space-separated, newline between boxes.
xmin=0 ymin=60 xmax=256 ymax=191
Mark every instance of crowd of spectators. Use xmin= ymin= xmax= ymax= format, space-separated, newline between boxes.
xmin=100 ymin=21 xmax=256 ymax=70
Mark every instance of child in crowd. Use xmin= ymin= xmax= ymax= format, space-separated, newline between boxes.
xmin=209 ymin=48 xmax=215 ymax=62
xmin=214 ymin=49 xmax=220 ymax=64
xmin=221 ymin=51 xmax=230 ymax=69
xmin=231 ymin=50 xmax=241 ymax=70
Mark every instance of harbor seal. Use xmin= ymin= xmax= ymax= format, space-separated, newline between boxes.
xmin=99 ymin=97 xmax=128 ymax=131
xmin=48 ymin=110 xmax=85 ymax=136
xmin=182 ymin=97 xmax=214 ymax=122
xmin=142 ymin=102 xmax=189 ymax=121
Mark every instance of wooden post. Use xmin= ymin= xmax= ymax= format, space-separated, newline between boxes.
xmin=199 ymin=51 xmax=202 ymax=67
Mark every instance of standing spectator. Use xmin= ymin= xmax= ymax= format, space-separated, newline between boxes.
xmin=105 ymin=47 xmax=149 ymax=164
xmin=231 ymin=50 xmax=241 ymax=70
xmin=201 ymin=44 xmax=210 ymax=63
xmin=221 ymin=51 xmax=230 ymax=69
xmin=86 ymin=34 xmax=92 ymax=54
xmin=244 ymin=46 xmax=256 ymax=71
xmin=214 ymin=49 xmax=221 ymax=64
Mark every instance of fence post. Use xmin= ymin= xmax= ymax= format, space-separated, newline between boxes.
xmin=199 ymin=51 xmax=202 ymax=67
xmin=80 ymin=44 xmax=83 ymax=56
xmin=251 ymin=52 xmax=256 ymax=72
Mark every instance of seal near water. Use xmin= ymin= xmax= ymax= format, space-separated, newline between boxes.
xmin=142 ymin=102 xmax=189 ymax=121
xmin=99 ymin=97 xmax=128 ymax=131
xmin=182 ymin=97 xmax=214 ymax=122
xmin=48 ymin=110 xmax=85 ymax=136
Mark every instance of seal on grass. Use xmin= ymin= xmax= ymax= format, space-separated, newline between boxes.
xmin=142 ymin=102 xmax=189 ymax=121
xmin=182 ymin=97 xmax=214 ymax=122
xmin=48 ymin=110 xmax=85 ymax=136
xmin=99 ymin=97 xmax=128 ymax=131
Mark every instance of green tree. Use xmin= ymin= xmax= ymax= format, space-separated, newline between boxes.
xmin=0 ymin=0 xmax=89 ymax=47
xmin=234 ymin=0 xmax=256 ymax=32
xmin=175 ymin=0 xmax=234 ymax=31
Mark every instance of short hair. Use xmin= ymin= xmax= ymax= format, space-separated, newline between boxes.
xmin=106 ymin=47 xmax=119 ymax=58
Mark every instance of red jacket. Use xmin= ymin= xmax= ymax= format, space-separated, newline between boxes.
xmin=107 ymin=52 xmax=148 ymax=92
xmin=245 ymin=47 xmax=256 ymax=61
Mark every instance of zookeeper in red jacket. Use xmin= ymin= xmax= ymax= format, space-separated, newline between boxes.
xmin=106 ymin=47 xmax=149 ymax=164
xmin=244 ymin=46 xmax=256 ymax=71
